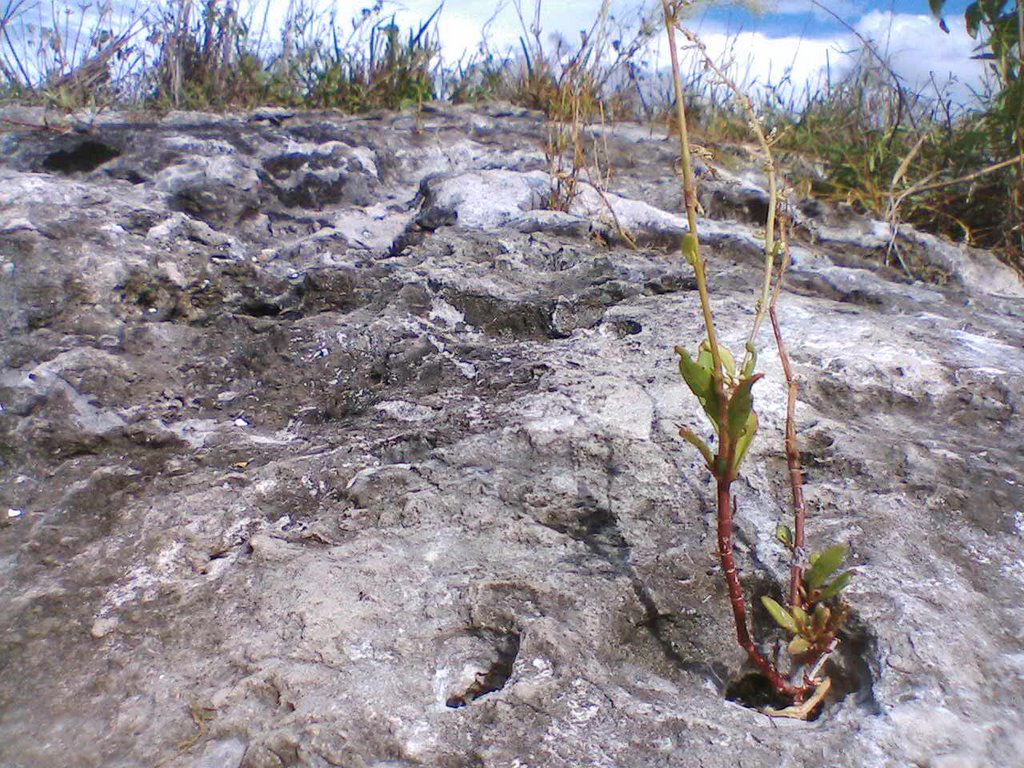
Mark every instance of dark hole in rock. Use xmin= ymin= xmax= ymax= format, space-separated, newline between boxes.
xmin=799 ymin=198 xmax=827 ymax=219
xmin=725 ymin=672 xmax=800 ymax=714
xmin=549 ymin=503 xmax=629 ymax=554
xmin=121 ymin=169 xmax=147 ymax=184
xmin=709 ymin=188 xmax=770 ymax=225
xmin=608 ymin=318 xmax=643 ymax=337
xmin=725 ymin=603 xmax=877 ymax=718
xmin=828 ymin=614 xmax=880 ymax=713
xmin=240 ymin=300 xmax=282 ymax=318
xmin=43 ymin=141 xmax=121 ymax=174
xmin=444 ymin=630 xmax=521 ymax=709
xmin=644 ymin=273 xmax=697 ymax=295
xmin=388 ymin=227 xmax=427 ymax=257
xmin=745 ymin=196 xmax=770 ymax=223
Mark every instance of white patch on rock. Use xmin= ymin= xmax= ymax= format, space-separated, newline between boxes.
xmin=578 ymin=376 xmax=655 ymax=441
xmin=101 ymin=564 xmax=161 ymax=609
xmin=375 ymin=400 xmax=437 ymax=422
xmin=428 ymin=297 xmax=465 ymax=326
xmin=146 ymin=211 xmax=238 ymax=251
xmin=163 ymin=136 xmax=238 ymax=155
xmin=332 ymin=207 xmax=414 ymax=252
xmin=424 ymin=169 xmax=549 ymax=229
xmin=520 ymin=396 xmax=581 ymax=447
xmin=953 ymin=330 xmax=1023 ymax=372
xmin=570 ymin=182 xmax=686 ymax=238
xmin=348 ymin=145 xmax=379 ymax=178
xmin=192 ymin=737 xmax=248 ymax=768
xmin=90 ymin=616 xmax=119 ymax=638
xmin=154 ymin=154 xmax=260 ymax=195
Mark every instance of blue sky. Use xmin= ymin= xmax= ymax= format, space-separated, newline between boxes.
xmin=387 ymin=1 xmax=975 ymax=46
xmin=684 ymin=1 xmax=985 ymax=102
xmin=381 ymin=0 xmax=988 ymax=105
xmin=696 ymin=0 xmax=973 ymax=37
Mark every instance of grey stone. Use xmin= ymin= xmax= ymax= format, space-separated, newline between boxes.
xmin=192 ymin=738 xmax=248 ymax=768
xmin=156 ymin=154 xmax=262 ymax=226
xmin=0 ymin=104 xmax=1022 ymax=768
xmin=416 ymin=169 xmax=550 ymax=230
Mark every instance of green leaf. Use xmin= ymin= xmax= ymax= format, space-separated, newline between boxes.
xmin=791 ymin=605 xmax=809 ymax=630
xmin=788 ymin=636 xmax=811 ymax=656
xmin=806 ymin=544 xmax=848 ymax=590
xmin=775 ymin=524 xmax=793 ymax=548
xmin=726 ymin=374 xmax=763 ymax=448
xmin=732 ymin=411 xmax=758 ymax=471
xmin=965 ymin=2 xmax=982 ymax=36
xmin=676 ymin=346 xmax=713 ymax=399
xmin=678 ymin=427 xmax=713 ymax=469
xmin=980 ymin=0 xmax=1008 ymax=24
xmin=818 ymin=570 xmax=854 ymax=601
xmin=682 ymin=233 xmax=700 ymax=267
xmin=814 ymin=603 xmax=831 ymax=629
xmin=760 ymin=596 xmax=798 ymax=634
xmin=718 ymin=345 xmax=736 ymax=379
xmin=741 ymin=343 xmax=757 ymax=379
xmin=676 ymin=346 xmax=721 ymax=428
xmin=698 ymin=340 xmax=736 ymax=379
xmin=697 ymin=346 xmax=714 ymax=373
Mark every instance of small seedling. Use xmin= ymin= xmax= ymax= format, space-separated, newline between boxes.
xmin=762 ymin=542 xmax=853 ymax=659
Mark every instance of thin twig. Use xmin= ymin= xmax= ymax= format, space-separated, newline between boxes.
xmin=896 ymin=152 xmax=1024 ymax=201
xmin=663 ymin=0 xmax=808 ymax=702
xmin=661 ymin=0 xmax=722 ymax=376
xmin=885 ymin=152 xmax=1024 ymax=273
xmin=768 ymin=225 xmax=807 ymax=608
xmin=671 ymin=24 xmax=779 ymax=375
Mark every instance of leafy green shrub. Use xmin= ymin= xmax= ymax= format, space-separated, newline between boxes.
xmin=0 ymin=0 xmax=443 ymax=113
xmin=300 ymin=4 xmax=441 ymax=112
xmin=931 ymin=0 xmax=1024 ymax=265
xmin=150 ymin=0 xmax=258 ymax=108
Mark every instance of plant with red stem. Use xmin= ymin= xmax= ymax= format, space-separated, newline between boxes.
xmin=661 ymin=0 xmax=855 ymax=718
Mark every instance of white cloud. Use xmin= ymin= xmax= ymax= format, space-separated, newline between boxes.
xmin=667 ymin=27 xmax=838 ymax=93
xmin=851 ymin=10 xmax=987 ymax=101
xmin=394 ymin=2 xmax=989 ymax=107
xmin=391 ymin=0 xmax=657 ymax=62
xmin=647 ymin=10 xmax=988 ymax=108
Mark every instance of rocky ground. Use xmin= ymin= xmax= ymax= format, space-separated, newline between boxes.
xmin=1 ymin=103 xmax=1023 ymax=768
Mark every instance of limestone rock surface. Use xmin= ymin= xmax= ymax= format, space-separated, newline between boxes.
xmin=1 ymin=104 xmax=1023 ymax=768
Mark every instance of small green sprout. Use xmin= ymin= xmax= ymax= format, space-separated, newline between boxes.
xmin=761 ymin=545 xmax=855 ymax=658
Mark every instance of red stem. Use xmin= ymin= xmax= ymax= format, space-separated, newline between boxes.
xmin=717 ymin=479 xmax=803 ymax=698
